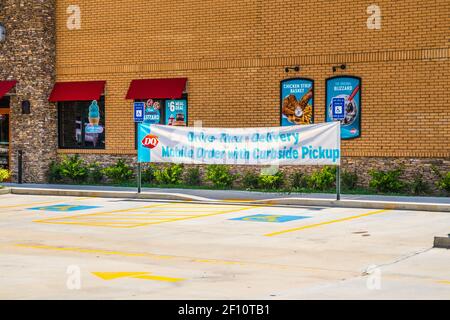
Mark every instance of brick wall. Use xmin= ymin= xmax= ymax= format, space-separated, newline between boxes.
xmin=54 ymin=0 xmax=450 ymax=159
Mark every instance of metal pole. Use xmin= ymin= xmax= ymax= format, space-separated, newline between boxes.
xmin=137 ymin=162 xmax=142 ymax=194
xmin=18 ymin=150 xmax=23 ymax=184
xmin=336 ymin=165 xmax=341 ymax=201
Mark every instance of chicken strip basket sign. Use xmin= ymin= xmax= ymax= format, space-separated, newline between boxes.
xmin=138 ymin=122 xmax=341 ymax=166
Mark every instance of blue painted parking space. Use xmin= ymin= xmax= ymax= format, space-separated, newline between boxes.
xmin=28 ymin=204 xmax=101 ymax=212
xmin=230 ymin=214 xmax=310 ymax=223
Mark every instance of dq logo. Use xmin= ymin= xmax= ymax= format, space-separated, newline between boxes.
xmin=141 ymin=134 xmax=159 ymax=149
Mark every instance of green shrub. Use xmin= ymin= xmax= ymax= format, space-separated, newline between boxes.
xmin=291 ymin=172 xmax=309 ymax=190
xmin=102 ymin=159 xmax=134 ymax=184
xmin=154 ymin=164 xmax=184 ymax=185
xmin=341 ymin=170 xmax=358 ymax=190
xmin=59 ymin=155 xmax=88 ymax=183
xmin=437 ymin=172 xmax=450 ymax=193
xmin=308 ymin=166 xmax=336 ymax=191
xmin=0 ymin=168 xmax=10 ymax=183
xmin=258 ymin=171 xmax=284 ymax=190
xmin=206 ymin=165 xmax=235 ymax=189
xmin=409 ymin=174 xmax=430 ymax=195
xmin=142 ymin=164 xmax=157 ymax=184
xmin=87 ymin=162 xmax=103 ymax=184
xmin=241 ymin=171 xmax=259 ymax=189
xmin=48 ymin=161 xmax=62 ymax=183
xmin=432 ymin=166 xmax=450 ymax=193
xmin=369 ymin=168 xmax=405 ymax=193
xmin=184 ymin=167 xmax=202 ymax=186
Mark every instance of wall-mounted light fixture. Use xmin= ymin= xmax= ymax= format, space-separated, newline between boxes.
xmin=332 ymin=64 xmax=347 ymax=72
xmin=285 ymin=66 xmax=300 ymax=73
xmin=0 ymin=23 xmax=6 ymax=43
xmin=21 ymin=100 xmax=31 ymax=114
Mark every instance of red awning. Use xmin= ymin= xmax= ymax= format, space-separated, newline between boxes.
xmin=0 ymin=80 xmax=17 ymax=99
xmin=49 ymin=81 xmax=106 ymax=102
xmin=126 ymin=78 xmax=187 ymax=100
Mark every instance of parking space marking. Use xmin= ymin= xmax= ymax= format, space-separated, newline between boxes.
xmin=15 ymin=243 xmax=356 ymax=274
xmin=32 ymin=202 xmax=174 ymax=222
xmin=92 ymin=272 xmax=185 ymax=283
xmin=29 ymin=204 xmax=101 ymax=212
xmin=265 ymin=209 xmax=391 ymax=237
xmin=231 ymin=214 xmax=310 ymax=223
xmin=33 ymin=203 xmax=253 ymax=228
xmin=0 ymin=197 xmax=92 ymax=210
xmin=133 ymin=274 xmax=185 ymax=282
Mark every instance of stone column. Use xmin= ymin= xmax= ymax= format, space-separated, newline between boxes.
xmin=0 ymin=0 xmax=56 ymax=183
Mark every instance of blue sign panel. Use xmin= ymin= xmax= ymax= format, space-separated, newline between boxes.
xmin=326 ymin=76 xmax=361 ymax=139
xmin=332 ymin=98 xmax=346 ymax=120
xmin=280 ymin=78 xmax=314 ymax=126
xmin=230 ymin=214 xmax=310 ymax=223
xmin=134 ymin=102 xmax=145 ymax=122
xmin=29 ymin=205 xmax=101 ymax=212
xmin=165 ymin=100 xmax=187 ymax=126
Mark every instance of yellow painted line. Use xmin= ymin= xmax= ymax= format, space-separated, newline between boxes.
xmin=138 ymin=209 xmax=239 ymax=213
xmin=265 ymin=209 xmax=391 ymax=237
xmin=15 ymin=243 xmax=359 ymax=274
xmin=34 ymin=221 xmax=172 ymax=228
xmin=194 ymin=259 xmax=244 ymax=265
xmin=74 ymin=213 xmax=200 ymax=218
xmin=16 ymin=243 xmax=358 ymax=275
xmin=132 ymin=274 xmax=184 ymax=282
xmin=92 ymin=272 xmax=149 ymax=280
xmin=33 ymin=202 xmax=174 ymax=224
xmin=0 ymin=197 xmax=92 ymax=210
xmin=437 ymin=280 xmax=450 ymax=285
xmin=143 ymin=205 xmax=242 ymax=209
xmin=40 ymin=218 xmax=172 ymax=224
xmin=34 ymin=204 xmax=253 ymax=228
xmin=126 ymin=206 xmax=253 ymax=227
xmin=92 ymin=272 xmax=184 ymax=283
xmin=68 ymin=216 xmax=194 ymax=221
xmin=16 ymin=244 xmax=175 ymax=259
xmin=13 ymin=244 xmax=271 ymax=269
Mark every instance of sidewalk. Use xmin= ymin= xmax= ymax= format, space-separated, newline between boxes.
xmin=2 ymin=183 xmax=450 ymax=212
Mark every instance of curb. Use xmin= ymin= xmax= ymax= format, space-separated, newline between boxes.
xmin=0 ymin=187 xmax=11 ymax=195
xmin=10 ymin=187 xmax=211 ymax=202
xmin=252 ymin=197 xmax=450 ymax=212
xmin=9 ymin=187 xmax=450 ymax=212
xmin=433 ymin=236 xmax=450 ymax=249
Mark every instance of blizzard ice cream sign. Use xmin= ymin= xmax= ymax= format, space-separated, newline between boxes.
xmin=85 ymin=100 xmax=104 ymax=134
xmin=138 ymin=122 xmax=340 ymax=165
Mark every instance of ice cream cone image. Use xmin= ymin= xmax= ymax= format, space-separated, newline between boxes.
xmin=88 ymin=100 xmax=100 ymax=126
xmin=89 ymin=117 xmax=100 ymax=125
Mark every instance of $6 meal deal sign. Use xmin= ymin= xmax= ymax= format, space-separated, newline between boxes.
xmin=138 ymin=122 xmax=341 ymax=166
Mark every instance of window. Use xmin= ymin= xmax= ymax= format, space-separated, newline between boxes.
xmin=58 ymin=97 xmax=106 ymax=149
xmin=0 ymin=96 xmax=10 ymax=107
xmin=134 ymin=95 xmax=188 ymax=149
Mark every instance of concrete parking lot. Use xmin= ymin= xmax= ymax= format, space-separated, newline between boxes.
xmin=0 ymin=193 xmax=449 ymax=299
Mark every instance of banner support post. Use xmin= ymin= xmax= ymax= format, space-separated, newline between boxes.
xmin=336 ymin=165 xmax=341 ymax=201
xmin=137 ymin=162 xmax=142 ymax=194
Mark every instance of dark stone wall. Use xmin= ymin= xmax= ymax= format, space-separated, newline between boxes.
xmin=0 ymin=0 xmax=57 ymax=182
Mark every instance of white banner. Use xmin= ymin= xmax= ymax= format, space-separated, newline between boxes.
xmin=138 ymin=122 xmax=341 ymax=166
